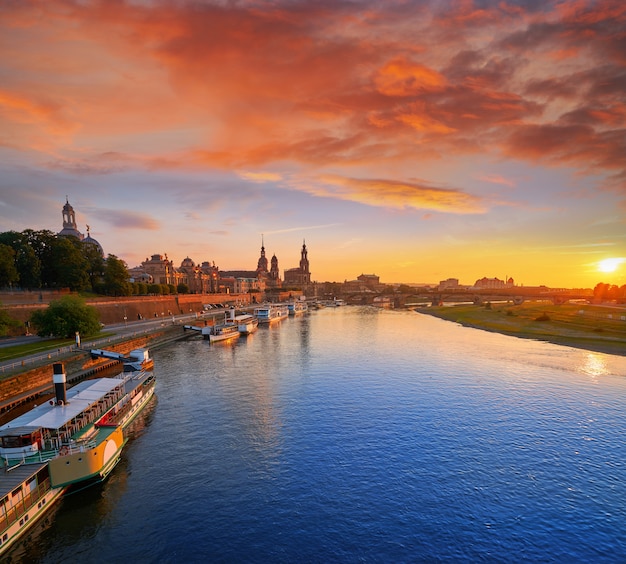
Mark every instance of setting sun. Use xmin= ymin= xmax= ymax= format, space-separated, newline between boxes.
xmin=598 ymin=258 xmax=624 ymax=273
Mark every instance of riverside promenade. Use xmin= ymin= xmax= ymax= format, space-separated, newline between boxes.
xmin=0 ymin=309 xmax=219 ymax=415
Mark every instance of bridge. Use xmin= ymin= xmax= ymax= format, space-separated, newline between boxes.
xmin=342 ymin=288 xmax=595 ymax=308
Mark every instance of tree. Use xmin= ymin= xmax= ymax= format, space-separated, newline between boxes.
xmin=0 ymin=243 xmax=19 ymax=287
xmin=102 ymin=254 xmax=131 ymax=296
xmin=177 ymin=283 xmax=190 ymax=294
xmin=0 ymin=303 xmax=22 ymax=337
xmin=24 ymin=229 xmax=58 ymax=288
xmin=147 ymin=283 xmax=161 ymax=295
xmin=45 ymin=236 xmax=90 ymax=291
xmin=0 ymin=230 xmax=41 ymax=288
xmin=83 ymin=243 xmax=105 ymax=292
xmin=30 ymin=295 xmax=101 ymax=338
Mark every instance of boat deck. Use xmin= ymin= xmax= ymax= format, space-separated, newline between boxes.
xmin=0 ymin=461 xmax=48 ymax=497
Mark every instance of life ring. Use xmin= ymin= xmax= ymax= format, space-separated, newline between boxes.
xmin=59 ymin=446 xmax=69 ymax=456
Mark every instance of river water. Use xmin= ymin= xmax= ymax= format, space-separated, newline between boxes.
xmin=9 ymin=306 xmax=626 ymax=563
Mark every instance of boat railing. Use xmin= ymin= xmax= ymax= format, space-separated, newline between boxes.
xmin=96 ymin=400 xmax=132 ymax=428
xmin=2 ymin=448 xmax=59 ymax=468
xmin=0 ymin=477 xmax=53 ymax=536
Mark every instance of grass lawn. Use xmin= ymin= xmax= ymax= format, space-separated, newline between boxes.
xmin=0 ymin=331 xmax=115 ymax=362
xmin=0 ymin=338 xmax=77 ymax=362
xmin=417 ymin=302 xmax=626 ymax=356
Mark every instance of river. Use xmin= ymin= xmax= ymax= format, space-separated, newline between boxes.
xmin=8 ymin=306 xmax=626 ymax=563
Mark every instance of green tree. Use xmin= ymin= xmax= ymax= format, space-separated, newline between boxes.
xmin=0 ymin=243 xmax=19 ymax=287
xmin=30 ymin=295 xmax=101 ymax=338
xmin=147 ymin=283 xmax=161 ymax=295
xmin=0 ymin=230 xmax=41 ymax=288
xmin=23 ymin=229 xmax=57 ymax=288
xmin=45 ymin=236 xmax=90 ymax=291
xmin=103 ymin=254 xmax=131 ymax=296
xmin=177 ymin=283 xmax=189 ymax=294
xmin=83 ymin=243 xmax=105 ymax=292
xmin=0 ymin=303 xmax=22 ymax=337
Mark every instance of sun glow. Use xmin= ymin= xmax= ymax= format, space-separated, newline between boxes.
xmin=597 ymin=258 xmax=624 ymax=273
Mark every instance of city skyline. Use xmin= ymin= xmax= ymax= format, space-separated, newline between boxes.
xmin=1 ymin=1 xmax=624 ymax=288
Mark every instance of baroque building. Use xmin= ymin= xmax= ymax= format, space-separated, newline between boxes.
xmin=58 ymin=197 xmax=104 ymax=257
xmin=129 ymin=255 xmax=221 ymax=293
xmin=283 ymin=241 xmax=311 ymax=286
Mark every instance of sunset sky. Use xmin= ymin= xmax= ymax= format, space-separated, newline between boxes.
xmin=1 ymin=0 xmax=625 ymax=288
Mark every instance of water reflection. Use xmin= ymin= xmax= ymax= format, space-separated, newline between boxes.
xmin=579 ymin=352 xmax=609 ymax=378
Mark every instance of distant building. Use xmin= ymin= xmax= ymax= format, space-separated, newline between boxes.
xmin=283 ymin=241 xmax=311 ymax=286
xmin=268 ymin=254 xmax=282 ymax=288
xmin=357 ymin=274 xmax=379 ymax=287
xmin=343 ymin=273 xmax=385 ymax=293
xmin=58 ymin=197 xmax=104 ymax=257
xmin=130 ymin=255 xmax=221 ymax=292
xmin=439 ymin=278 xmax=459 ymax=290
xmin=473 ymin=277 xmax=515 ymax=289
xmin=178 ymin=257 xmax=219 ymax=293
xmin=256 ymin=236 xmax=269 ymax=277
xmin=134 ymin=254 xmax=179 ymax=286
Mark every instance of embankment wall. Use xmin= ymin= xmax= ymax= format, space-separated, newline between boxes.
xmin=0 ymin=330 xmax=176 ymax=414
xmin=1 ymin=294 xmax=252 ymax=325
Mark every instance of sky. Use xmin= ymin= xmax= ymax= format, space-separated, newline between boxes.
xmin=0 ymin=0 xmax=625 ymax=289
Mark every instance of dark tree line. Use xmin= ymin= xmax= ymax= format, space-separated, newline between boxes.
xmin=0 ymin=229 xmax=129 ymax=296
xmin=593 ymin=282 xmax=626 ymax=302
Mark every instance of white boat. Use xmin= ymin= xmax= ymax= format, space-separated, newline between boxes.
xmin=254 ymin=305 xmax=289 ymax=324
xmin=0 ymin=356 xmax=155 ymax=556
xmin=235 ymin=314 xmax=259 ymax=335
xmin=206 ymin=309 xmax=242 ymax=343
xmin=208 ymin=323 xmax=240 ymax=343
xmin=0 ymin=462 xmax=67 ymax=556
xmin=287 ymin=301 xmax=308 ymax=315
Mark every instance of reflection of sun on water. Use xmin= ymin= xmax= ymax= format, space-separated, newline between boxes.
xmin=580 ymin=352 xmax=608 ymax=378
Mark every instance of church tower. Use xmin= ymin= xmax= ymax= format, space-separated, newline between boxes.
xmin=256 ymin=235 xmax=268 ymax=275
xmin=267 ymin=253 xmax=282 ymax=287
xmin=58 ymin=196 xmax=83 ymax=240
xmin=299 ymin=240 xmax=310 ymax=282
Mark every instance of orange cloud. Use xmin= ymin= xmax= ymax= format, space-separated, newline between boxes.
xmin=237 ymin=171 xmax=284 ymax=183
xmin=0 ymin=0 xmax=624 ymax=194
xmin=374 ymin=58 xmax=446 ymax=97
xmin=307 ymin=175 xmax=487 ymax=214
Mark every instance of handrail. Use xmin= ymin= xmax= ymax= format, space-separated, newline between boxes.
xmin=0 ymin=328 xmax=156 ymax=374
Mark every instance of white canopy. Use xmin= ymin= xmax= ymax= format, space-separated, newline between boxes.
xmin=0 ymin=378 xmax=123 ymax=432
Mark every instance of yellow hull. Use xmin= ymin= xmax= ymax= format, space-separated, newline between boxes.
xmin=48 ymin=427 xmax=126 ymax=488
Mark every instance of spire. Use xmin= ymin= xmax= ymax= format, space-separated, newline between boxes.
xmin=256 ymin=234 xmax=268 ymax=273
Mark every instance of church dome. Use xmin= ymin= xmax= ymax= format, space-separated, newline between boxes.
xmin=83 ymin=232 xmax=104 ymax=257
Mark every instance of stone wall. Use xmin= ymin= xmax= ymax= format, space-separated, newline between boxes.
xmin=0 ymin=333 xmax=162 ymax=414
xmin=1 ymin=293 xmax=252 ymax=326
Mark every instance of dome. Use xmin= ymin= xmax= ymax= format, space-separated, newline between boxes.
xmin=83 ymin=234 xmax=104 ymax=257
xmin=181 ymin=257 xmax=195 ymax=268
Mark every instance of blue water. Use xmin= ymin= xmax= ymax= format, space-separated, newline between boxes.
xmin=11 ymin=307 xmax=626 ymax=563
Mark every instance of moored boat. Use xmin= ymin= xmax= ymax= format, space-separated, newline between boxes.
xmin=287 ymin=301 xmax=308 ymax=315
xmin=209 ymin=323 xmax=240 ymax=343
xmin=254 ymin=305 xmax=289 ymax=324
xmin=0 ymin=462 xmax=67 ymax=555
xmin=235 ymin=314 xmax=259 ymax=335
xmin=0 ymin=355 xmax=156 ymax=556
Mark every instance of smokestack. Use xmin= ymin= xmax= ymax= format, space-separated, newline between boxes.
xmin=53 ymin=362 xmax=67 ymax=405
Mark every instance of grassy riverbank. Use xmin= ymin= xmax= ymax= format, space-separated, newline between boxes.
xmin=416 ymin=302 xmax=626 ymax=356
